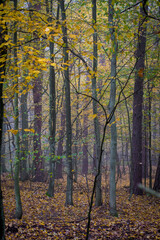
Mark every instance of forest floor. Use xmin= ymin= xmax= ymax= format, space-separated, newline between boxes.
xmin=2 ymin=173 xmax=160 ymax=240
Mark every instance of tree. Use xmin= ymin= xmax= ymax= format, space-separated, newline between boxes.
xmin=13 ymin=0 xmax=22 ymax=219
xmin=92 ymin=0 xmax=102 ymax=207
xmin=131 ymin=2 xmax=147 ymax=195
xmin=153 ymin=155 xmax=160 ymax=191
xmin=82 ymin=113 xmax=88 ymax=176
xmin=30 ymin=1 xmax=44 ymax=182
xmin=55 ymin=107 xmax=65 ymax=179
xmin=108 ymin=0 xmax=118 ymax=217
xmin=59 ymin=0 xmax=73 ymax=206
xmin=20 ymin=89 xmax=29 ymax=181
xmin=46 ymin=0 xmax=57 ymax=197
xmin=0 ymin=0 xmax=7 ymax=238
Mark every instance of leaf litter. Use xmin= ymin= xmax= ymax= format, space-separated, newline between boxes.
xmin=2 ymin=173 xmax=160 ymax=239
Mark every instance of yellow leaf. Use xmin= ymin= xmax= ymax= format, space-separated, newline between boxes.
xmin=4 ymin=35 xmax=10 ymax=41
xmin=50 ymin=63 xmax=56 ymax=67
xmin=89 ymin=113 xmax=97 ymax=119
xmin=7 ymin=129 xmax=18 ymax=135
xmin=69 ymin=34 xmax=77 ymax=39
xmin=24 ymin=128 xmax=35 ymax=133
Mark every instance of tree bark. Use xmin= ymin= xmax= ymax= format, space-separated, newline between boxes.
xmin=82 ymin=114 xmax=88 ymax=176
xmin=59 ymin=0 xmax=73 ymax=206
xmin=153 ymin=155 xmax=160 ymax=191
xmin=13 ymin=0 xmax=22 ymax=219
xmin=1 ymin=121 xmax=7 ymax=173
xmin=56 ymin=109 xmax=65 ymax=179
xmin=108 ymin=0 xmax=118 ymax=217
xmin=0 ymin=0 xmax=7 ymax=238
xmin=46 ymin=0 xmax=57 ymax=197
xmin=92 ymin=0 xmax=102 ymax=207
xmin=132 ymin=4 xmax=147 ymax=195
xmin=33 ymin=75 xmax=44 ymax=181
xmin=20 ymin=91 xmax=29 ymax=181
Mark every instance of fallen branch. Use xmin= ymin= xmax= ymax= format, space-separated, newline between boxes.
xmin=138 ymin=184 xmax=160 ymax=198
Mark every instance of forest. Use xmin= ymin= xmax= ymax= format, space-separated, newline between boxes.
xmin=0 ymin=0 xmax=160 ymax=239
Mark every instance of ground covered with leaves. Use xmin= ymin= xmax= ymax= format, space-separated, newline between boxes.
xmin=2 ymin=174 xmax=160 ymax=239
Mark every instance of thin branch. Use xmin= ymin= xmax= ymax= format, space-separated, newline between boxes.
xmin=120 ymin=1 xmax=142 ymax=14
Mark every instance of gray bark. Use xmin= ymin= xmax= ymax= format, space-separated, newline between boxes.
xmin=0 ymin=0 xmax=7 ymax=238
xmin=59 ymin=0 xmax=73 ymax=206
xmin=1 ymin=122 xmax=7 ymax=173
xmin=92 ymin=0 xmax=102 ymax=207
xmin=20 ymin=91 xmax=28 ymax=181
xmin=108 ymin=0 xmax=118 ymax=217
xmin=13 ymin=0 xmax=22 ymax=219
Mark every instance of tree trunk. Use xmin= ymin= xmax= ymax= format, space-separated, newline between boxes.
xmin=20 ymin=91 xmax=29 ymax=181
xmin=92 ymin=0 xmax=102 ymax=207
xmin=46 ymin=0 xmax=57 ymax=197
xmin=73 ymin=64 xmax=80 ymax=182
xmin=132 ymin=4 xmax=147 ymax=195
xmin=1 ymin=121 xmax=7 ymax=173
xmin=108 ymin=0 xmax=118 ymax=217
xmin=148 ymin=81 xmax=152 ymax=188
xmin=33 ymin=76 xmax=44 ymax=181
xmin=0 ymin=0 xmax=7 ymax=238
xmin=56 ymin=109 xmax=65 ymax=179
xmin=153 ymin=155 xmax=160 ymax=191
xmin=13 ymin=0 xmax=22 ymax=219
xmin=82 ymin=114 xmax=88 ymax=176
xmin=59 ymin=0 xmax=73 ymax=206
xmin=29 ymin=0 xmax=44 ymax=182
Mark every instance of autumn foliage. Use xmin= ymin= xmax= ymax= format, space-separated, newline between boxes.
xmin=3 ymin=174 xmax=160 ymax=240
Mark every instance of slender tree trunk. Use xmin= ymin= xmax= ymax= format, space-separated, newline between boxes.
xmin=120 ymin=123 xmax=125 ymax=175
xmin=1 ymin=122 xmax=7 ymax=173
xmin=148 ymin=81 xmax=152 ymax=188
xmin=33 ymin=76 xmax=44 ymax=181
xmin=82 ymin=114 xmax=88 ymax=175
xmin=92 ymin=0 xmax=102 ymax=207
xmin=13 ymin=0 xmax=22 ymax=219
xmin=153 ymin=155 xmax=160 ymax=191
xmin=142 ymin=119 xmax=148 ymax=186
xmin=108 ymin=0 xmax=118 ymax=217
xmin=0 ymin=0 xmax=7 ymax=238
xmin=59 ymin=0 xmax=73 ymax=206
xmin=20 ymin=91 xmax=28 ymax=181
xmin=46 ymin=0 xmax=57 ymax=197
xmin=132 ymin=4 xmax=147 ymax=195
xmin=56 ymin=109 xmax=65 ymax=179
xmin=73 ymin=64 xmax=80 ymax=182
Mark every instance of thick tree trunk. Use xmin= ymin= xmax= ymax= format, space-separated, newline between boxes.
xmin=29 ymin=0 xmax=44 ymax=182
xmin=59 ymin=0 xmax=73 ymax=206
xmin=108 ymin=0 xmax=118 ymax=217
xmin=132 ymin=4 xmax=147 ymax=195
xmin=46 ymin=0 xmax=57 ymax=197
xmin=92 ymin=0 xmax=102 ymax=207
